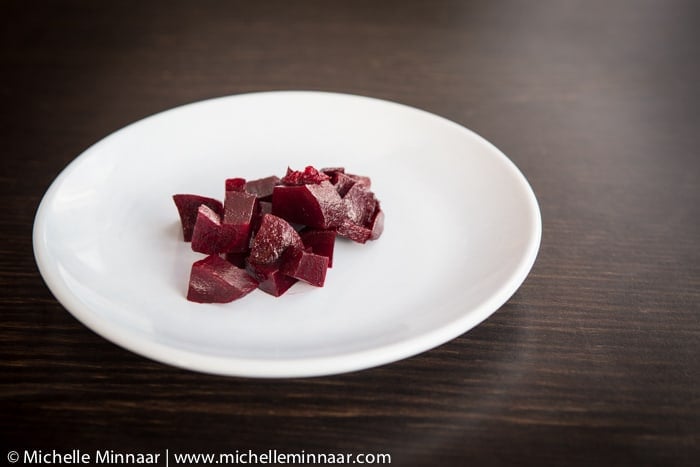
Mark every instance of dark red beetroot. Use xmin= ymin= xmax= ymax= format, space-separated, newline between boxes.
xmin=177 ymin=165 xmax=383 ymax=303
xmin=223 ymin=191 xmax=257 ymax=252
xmin=250 ymin=200 xmax=272 ymax=235
xmin=281 ymin=248 xmax=328 ymax=287
xmin=346 ymin=172 xmax=371 ymax=189
xmin=300 ymin=228 xmax=336 ymax=267
xmin=248 ymin=214 xmax=304 ymax=266
xmin=191 ymin=205 xmax=227 ymax=254
xmin=245 ymin=175 xmax=280 ymax=200
xmin=187 ymin=255 xmax=259 ymax=303
xmin=332 ymin=172 xmax=358 ymax=197
xmin=224 ymin=251 xmax=247 ymax=268
xmin=225 ymin=177 xmax=246 ymax=192
xmin=245 ymin=261 xmax=297 ymax=297
xmin=343 ymin=183 xmax=378 ymax=226
xmin=280 ymin=166 xmax=329 ymax=185
xmin=323 ymin=167 xmax=371 ymax=189
xmin=173 ymin=194 xmax=223 ymax=242
xmin=192 ymin=204 xmax=251 ymax=254
xmin=272 ymin=181 xmax=346 ymax=229
xmin=337 ymin=202 xmax=384 ymax=244
xmin=320 ymin=167 xmax=345 ymax=181
xmin=369 ymin=206 xmax=385 ymax=240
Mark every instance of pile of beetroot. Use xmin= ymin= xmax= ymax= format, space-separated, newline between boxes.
xmin=173 ymin=166 xmax=384 ymax=303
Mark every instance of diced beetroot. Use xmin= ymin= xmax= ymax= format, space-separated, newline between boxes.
xmin=191 ymin=205 xmax=226 ymax=254
xmin=222 ymin=191 xmax=257 ymax=252
xmin=224 ymin=191 xmax=257 ymax=224
xmin=176 ymin=165 xmax=383 ymax=303
xmin=192 ymin=205 xmax=247 ymax=254
xmin=321 ymin=167 xmax=345 ymax=176
xmin=333 ymin=172 xmax=357 ymax=197
xmin=337 ymin=221 xmax=372 ymax=244
xmin=300 ymin=228 xmax=336 ymax=267
xmin=343 ymin=183 xmax=378 ymax=227
xmin=245 ymin=260 xmax=297 ymax=297
xmin=225 ymin=177 xmax=246 ymax=192
xmin=187 ymin=255 xmax=259 ymax=303
xmin=251 ymin=200 xmax=272 ymax=234
xmin=272 ymin=181 xmax=346 ymax=229
xmin=245 ymin=175 xmax=280 ymax=200
xmin=369 ymin=205 xmax=385 ymax=240
xmin=346 ymin=173 xmax=371 ymax=189
xmin=173 ymin=194 xmax=223 ymax=242
xmin=281 ymin=248 xmax=328 ymax=287
xmin=248 ymin=214 xmax=304 ymax=266
xmin=280 ymin=166 xmax=330 ymax=185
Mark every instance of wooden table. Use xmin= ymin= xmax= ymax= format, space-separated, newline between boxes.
xmin=2 ymin=1 xmax=698 ymax=465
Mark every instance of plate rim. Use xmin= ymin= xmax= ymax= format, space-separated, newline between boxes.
xmin=33 ymin=90 xmax=542 ymax=378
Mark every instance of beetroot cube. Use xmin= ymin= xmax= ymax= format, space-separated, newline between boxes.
xmin=245 ymin=260 xmax=297 ymax=297
xmin=337 ymin=201 xmax=384 ymax=244
xmin=187 ymin=255 xmax=258 ymax=303
xmin=369 ymin=205 xmax=385 ymax=240
xmin=281 ymin=249 xmax=329 ymax=287
xmin=251 ymin=200 xmax=272 ymax=235
xmin=245 ymin=175 xmax=280 ymax=200
xmin=248 ymin=214 xmax=304 ymax=266
xmin=272 ymin=181 xmax=346 ymax=229
xmin=321 ymin=167 xmax=345 ymax=177
xmin=333 ymin=172 xmax=357 ymax=197
xmin=343 ymin=183 xmax=378 ymax=226
xmin=173 ymin=194 xmax=223 ymax=242
xmin=346 ymin=172 xmax=372 ymax=189
xmin=191 ymin=205 xmax=226 ymax=254
xmin=191 ymin=205 xmax=247 ymax=254
xmin=222 ymin=191 xmax=257 ymax=252
xmin=224 ymin=191 xmax=257 ymax=224
xmin=225 ymin=177 xmax=246 ymax=192
xmin=300 ymin=228 xmax=336 ymax=267
xmin=337 ymin=221 xmax=372 ymax=244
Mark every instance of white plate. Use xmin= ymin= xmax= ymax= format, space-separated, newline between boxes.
xmin=33 ymin=91 xmax=541 ymax=378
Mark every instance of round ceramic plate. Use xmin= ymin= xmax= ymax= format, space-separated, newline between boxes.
xmin=33 ymin=91 xmax=541 ymax=378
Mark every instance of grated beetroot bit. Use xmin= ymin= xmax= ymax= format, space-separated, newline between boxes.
xmin=280 ymin=166 xmax=330 ymax=185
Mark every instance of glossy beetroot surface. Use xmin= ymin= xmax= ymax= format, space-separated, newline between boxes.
xmin=174 ymin=165 xmax=383 ymax=303
xmin=187 ymin=255 xmax=259 ymax=303
xmin=173 ymin=194 xmax=223 ymax=242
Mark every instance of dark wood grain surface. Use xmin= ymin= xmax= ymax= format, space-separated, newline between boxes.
xmin=2 ymin=1 xmax=699 ymax=465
